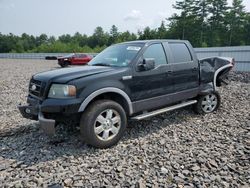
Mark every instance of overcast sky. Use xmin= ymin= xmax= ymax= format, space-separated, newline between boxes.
xmin=0 ymin=0 xmax=250 ymax=37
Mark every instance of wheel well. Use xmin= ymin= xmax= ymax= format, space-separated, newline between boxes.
xmin=216 ymin=68 xmax=231 ymax=87
xmin=86 ymin=92 xmax=130 ymax=115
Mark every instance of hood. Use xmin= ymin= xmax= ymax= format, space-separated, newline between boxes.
xmin=33 ymin=66 xmax=115 ymax=83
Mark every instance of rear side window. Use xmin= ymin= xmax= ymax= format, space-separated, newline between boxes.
xmin=80 ymin=54 xmax=87 ymax=58
xmin=142 ymin=43 xmax=167 ymax=66
xmin=169 ymin=43 xmax=192 ymax=63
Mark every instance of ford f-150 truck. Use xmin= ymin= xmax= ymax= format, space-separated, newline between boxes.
xmin=18 ymin=40 xmax=234 ymax=148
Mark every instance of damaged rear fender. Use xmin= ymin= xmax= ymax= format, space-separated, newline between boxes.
xmin=199 ymin=57 xmax=234 ymax=90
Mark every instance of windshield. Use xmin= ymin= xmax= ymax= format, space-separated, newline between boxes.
xmin=63 ymin=53 xmax=75 ymax=58
xmin=89 ymin=44 xmax=143 ymax=67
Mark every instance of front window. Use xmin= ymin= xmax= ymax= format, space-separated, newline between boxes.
xmin=142 ymin=43 xmax=168 ymax=66
xmin=89 ymin=44 xmax=143 ymax=67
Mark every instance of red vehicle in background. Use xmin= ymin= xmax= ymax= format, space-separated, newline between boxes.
xmin=58 ymin=53 xmax=93 ymax=67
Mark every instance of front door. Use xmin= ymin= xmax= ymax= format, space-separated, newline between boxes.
xmin=129 ymin=43 xmax=174 ymax=112
xmin=73 ymin=54 xmax=84 ymax=64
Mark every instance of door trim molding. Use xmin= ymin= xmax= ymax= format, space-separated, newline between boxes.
xmin=132 ymin=88 xmax=199 ymax=113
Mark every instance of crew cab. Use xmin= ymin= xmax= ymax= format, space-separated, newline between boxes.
xmin=58 ymin=53 xmax=93 ymax=67
xmin=18 ymin=40 xmax=234 ymax=148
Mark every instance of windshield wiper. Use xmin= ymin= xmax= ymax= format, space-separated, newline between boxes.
xmin=92 ymin=63 xmax=111 ymax=67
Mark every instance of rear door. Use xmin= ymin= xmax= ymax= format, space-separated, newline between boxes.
xmin=166 ymin=42 xmax=199 ymax=92
xmin=73 ymin=54 xmax=83 ymax=64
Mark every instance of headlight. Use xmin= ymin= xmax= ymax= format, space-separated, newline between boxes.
xmin=64 ymin=58 xmax=68 ymax=61
xmin=48 ymin=84 xmax=76 ymax=99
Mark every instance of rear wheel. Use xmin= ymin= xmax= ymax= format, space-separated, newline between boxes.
xmin=193 ymin=92 xmax=221 ymax=114
xmin=80 ymin=100 xmax=127 ymax=149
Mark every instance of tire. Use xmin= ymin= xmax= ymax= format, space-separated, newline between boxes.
xmin=80 ymin=100 xmax=127 ymax=149
xmin=193 ymin=91 xmax=221 ymax=114
xmin=61 ymin=61 xmax=69 ymax=67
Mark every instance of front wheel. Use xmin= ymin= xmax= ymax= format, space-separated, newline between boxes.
xmin=80 ymin=100 xmax=127 ymax=149
xmin=193 ymin=92 xmax=221 ymax=114
xmin=60 ymin=61 xmax=69 ymax=67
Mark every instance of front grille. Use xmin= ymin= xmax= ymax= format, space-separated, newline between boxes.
xmin=29 ymin=79 xmax=45 ymax=98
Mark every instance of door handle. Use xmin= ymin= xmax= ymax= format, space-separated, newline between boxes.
xmin=192 ymin=67 xmax=198 ymax=71
xmin=167 ymin=70 xmax=173 ymax=74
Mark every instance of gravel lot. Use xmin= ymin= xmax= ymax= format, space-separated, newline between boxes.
xmin=0 ymin=59 xmax=249 ymax=187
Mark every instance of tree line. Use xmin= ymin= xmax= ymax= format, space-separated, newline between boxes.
xmin=0 ymin=0 xmax=249 ymax=53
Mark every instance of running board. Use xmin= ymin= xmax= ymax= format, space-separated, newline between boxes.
xmin=131 ymin=100 xmax=197 ymax=120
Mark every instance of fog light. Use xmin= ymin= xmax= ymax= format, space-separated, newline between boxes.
xmin=25 ymin=108 xmax=31 ymax=114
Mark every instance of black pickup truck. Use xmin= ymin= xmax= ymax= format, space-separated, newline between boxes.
xmin=18 ymin=40 xmax=234 ymax=148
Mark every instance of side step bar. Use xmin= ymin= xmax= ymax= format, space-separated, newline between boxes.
xmin=131 ymin=100 xmax=197 ymax=121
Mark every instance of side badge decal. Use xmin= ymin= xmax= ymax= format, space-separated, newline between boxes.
xmin=122 ymin=76 xmax=133 ymax=80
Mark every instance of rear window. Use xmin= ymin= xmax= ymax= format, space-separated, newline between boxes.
xmin=169 ymin=43 xmax=192 ymax=63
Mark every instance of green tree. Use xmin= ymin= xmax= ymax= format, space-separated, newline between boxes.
xmin=192 ymin=0 xmax=210 ymax=46
xmin=170 ymin=0 xmax=195 ymax=39
xmin=168 ymin=0 xmax=206 ymax=46
xmin=88 ymin=26 xmax=108 ymax=48
xmin=48 ymin=36 xmax=56 ymax=44
xmin=156 ymin=21 xmax=168 ymax=39
xmin=243 ymin=13 xmax=250 ymax=45
xmin=109 ymin=25 xmax=119 ymax=45
xmin=78 ymin=34 xmax=88 ymax=47
xmin=58 ymin=34 xmax=71 ymax=43
xmin=0 ymin=33 xmax=19 ymax=52
xmin=36 ymin=34 xmax=48 ymax=46
xmin=226 ymin=0 xmax=246 ymax=46
xmin=117 ymin=31 xmax=137 ymax=42
xmin=71 ymin=32 xmax=82 ymax=44
xmin=207 ymin=0 xmax=228 ymax=46
xmin=138 ymin=27 xmax=157 ymax=40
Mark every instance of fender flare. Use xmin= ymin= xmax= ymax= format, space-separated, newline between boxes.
xmin=213 ymin=64 xmax=233 ymax=90
xmin=78 ymin=87 xmax=133 ymax=115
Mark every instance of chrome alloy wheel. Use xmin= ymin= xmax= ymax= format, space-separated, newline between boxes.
xmin=94 ymin=109 xmax=121 ymax=141
xmin=201 ymin=94 xmax=218 ymax=113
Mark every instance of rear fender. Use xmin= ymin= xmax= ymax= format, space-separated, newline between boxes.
xmin=199 ymin=57 xmax=234 ymax=90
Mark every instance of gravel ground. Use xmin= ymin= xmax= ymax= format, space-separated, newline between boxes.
xmin=0 ymin=59 xmax=249 ymax=188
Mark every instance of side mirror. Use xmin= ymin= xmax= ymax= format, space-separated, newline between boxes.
xmin=137 ymin=59 xmax=155 ymax=71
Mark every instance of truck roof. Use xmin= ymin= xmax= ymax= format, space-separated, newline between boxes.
xmin=122 ymin=39 xmax=190 ymax=45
